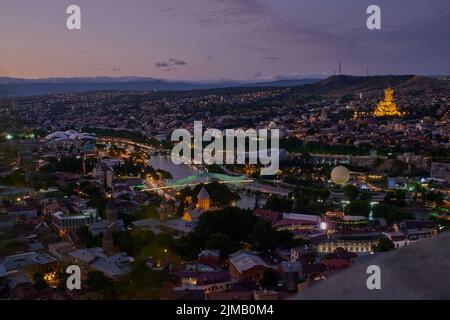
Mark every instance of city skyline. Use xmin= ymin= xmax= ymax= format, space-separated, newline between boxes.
xmin=1 ymin=0 xmax=450 ymax=80
xmin=1 ymin=1 xmax=449 ymax=302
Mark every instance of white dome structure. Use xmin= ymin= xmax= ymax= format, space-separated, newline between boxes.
xmin=44 ymin=130 xmax=96 ymax=142
xmin=331 ymin=166 xmax=350 ymax=185
xmin=80 ymin=135 xmax=96 ymax=141
xmin=45 ymin=131 xmax=68 ymax=140
xmin=65 ymin=130 xmax=79 ymax=136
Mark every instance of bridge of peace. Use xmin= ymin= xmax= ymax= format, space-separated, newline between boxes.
xmin=144 ymin=172 xmax=254 ymax=191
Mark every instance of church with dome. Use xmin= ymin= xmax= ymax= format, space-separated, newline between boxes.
xmin=374 ymin=86 xmax=404 ymax=117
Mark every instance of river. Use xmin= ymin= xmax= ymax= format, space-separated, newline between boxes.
xmin=148 ymin=155 xmax=264 ymax=209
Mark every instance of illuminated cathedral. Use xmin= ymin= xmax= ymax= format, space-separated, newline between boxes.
xmin=374 ymin=86 xmax=403 ymax=117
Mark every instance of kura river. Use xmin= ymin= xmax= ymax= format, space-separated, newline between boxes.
xmin=148 ymin=155 xmax=264 ymax=209
xmin=149 ymin=155 xmax=205 ymax=181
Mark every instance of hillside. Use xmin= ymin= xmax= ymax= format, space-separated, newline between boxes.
xmin=0 ymin=77 xmax=320 ymax=98
xmin=295 ymin=75 xmax=450 ymax=97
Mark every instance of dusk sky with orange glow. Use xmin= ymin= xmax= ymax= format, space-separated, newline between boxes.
xmin=1 ymin=0 xmax=449 ymax=80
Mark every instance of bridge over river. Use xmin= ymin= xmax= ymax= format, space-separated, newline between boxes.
xmin=144 ymin=173 xmax=254 ymax=191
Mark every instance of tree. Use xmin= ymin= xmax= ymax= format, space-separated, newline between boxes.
xmin=249 ymin=221 xmax=278 ymax=253
xmin=41 ymin=157 xmax=83 ymax=173
xmin=56 ymin=271 xmax=69 ymax=291
xmin=372 ymin=203 xmax=392 ymax=220
xmin=425 ymin=191 xmax=444 ymax=206
xmin=264 ymin=195 xmax=293 ymax=212
xmin=1 ymin=169 xmax=27 ymax=187
xmin=385 ymin=189 xmax=407 ymax=206
xmin=260 ymin=269 xmax=278 ymax=286
xmin=344 ymin=200 xmax=371 ymax=217
xmin=373 ymin=202 xmax=414 ymax=225
xmin=360 ymin=190 xmax=373 ymax=202
xmin=176 ymin=207 xmax=288 ymax=259
xmin=374 ymin=237 xmax=395 ymax=252
xmin=86 ymin=271 xmax=119 ymax=299
xmin=113 ymin=230 xmax=135 ymax=255
xmin=86 ymin=271 xmax=113 ymax=290
xmin=194 ymin=207 xmax=258 ymax=244
xmin=156 ymin=169 xmax=173 ymax=180
xmin=344 ymin=184 xmax=360 ymax=202
xmin=205 ymin=232 xmax=235 ymax=259
xmin=394 ymin=190 xmax=406 ymax=205
xmin=33 ymin=272 xmax=49 ymax=290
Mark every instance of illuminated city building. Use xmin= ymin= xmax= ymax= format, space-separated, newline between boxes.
xmin=182 ymin=206 xmax=192 ymax=222
xmin=374 ymin=86 xmax=403 ymax=117
xmin=197 ymin=186 xmax=210 ymax=211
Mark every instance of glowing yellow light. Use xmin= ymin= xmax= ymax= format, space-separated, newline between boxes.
xmin=374 ymin=87 xmax=403 ymax=117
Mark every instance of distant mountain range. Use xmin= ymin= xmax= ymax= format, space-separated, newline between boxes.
xmin=0 ymin=76 xmax=319 ymax=98
xmin=0 ymin=75 xmax=448 ymax=98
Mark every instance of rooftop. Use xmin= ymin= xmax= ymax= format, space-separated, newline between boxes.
xmin=69 ymin=247 xmax=105 ymax=264
xmin=90 ymin=252 xmax=132 ymax=278
xmin=229 ymin=250 xmax=270 ymax=274
xmin=197 ymin=186 xmax=210 ymax=200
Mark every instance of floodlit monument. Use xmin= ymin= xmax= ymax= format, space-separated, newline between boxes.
xmin=197 ymin=186 xmax=211 ymax=211
xmin=374 ymin=86 xmax=403 ymax=117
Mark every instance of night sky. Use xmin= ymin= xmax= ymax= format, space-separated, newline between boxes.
xmin=1 ymin=0 xmax=449 ymax=80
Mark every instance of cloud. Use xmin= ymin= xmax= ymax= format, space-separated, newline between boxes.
xmin=160 ymin=7 xmax=178 ymax=19
xmin=253 ymin=70 xmax=262 ymax=78
xmin=156 ymin=59 xmax=188 ymax=70
xmin=112 ymin=65 xmax=122 ymax=72
xmin=192 ymin=0 xmax=330 ymax=54
xmin=267 ymin=56 xmax=278 ymax=61
xmin=156 ymin=62 xmax=170 ymax=68
xmin=195 ymin=0 xmax=267 ymax=26
xmin=161 ymin=7 xmax=175 ymax=13
xmin=173 ymin=59 xmax=187 ymax=66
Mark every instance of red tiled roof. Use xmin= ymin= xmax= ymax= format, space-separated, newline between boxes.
xmin=322 ymin=259 xmax=350 ymax=270
xmin=253 ymin=209 xmax=281 ymax=223
xmin=272 ymin=218 xmax=317 ymax=228
xmin=177 ymin=271 xmax=230 ymax=285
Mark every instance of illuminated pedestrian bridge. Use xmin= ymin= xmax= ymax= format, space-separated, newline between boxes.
xmin=146 ymin=173 xmax=254 ymax=190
